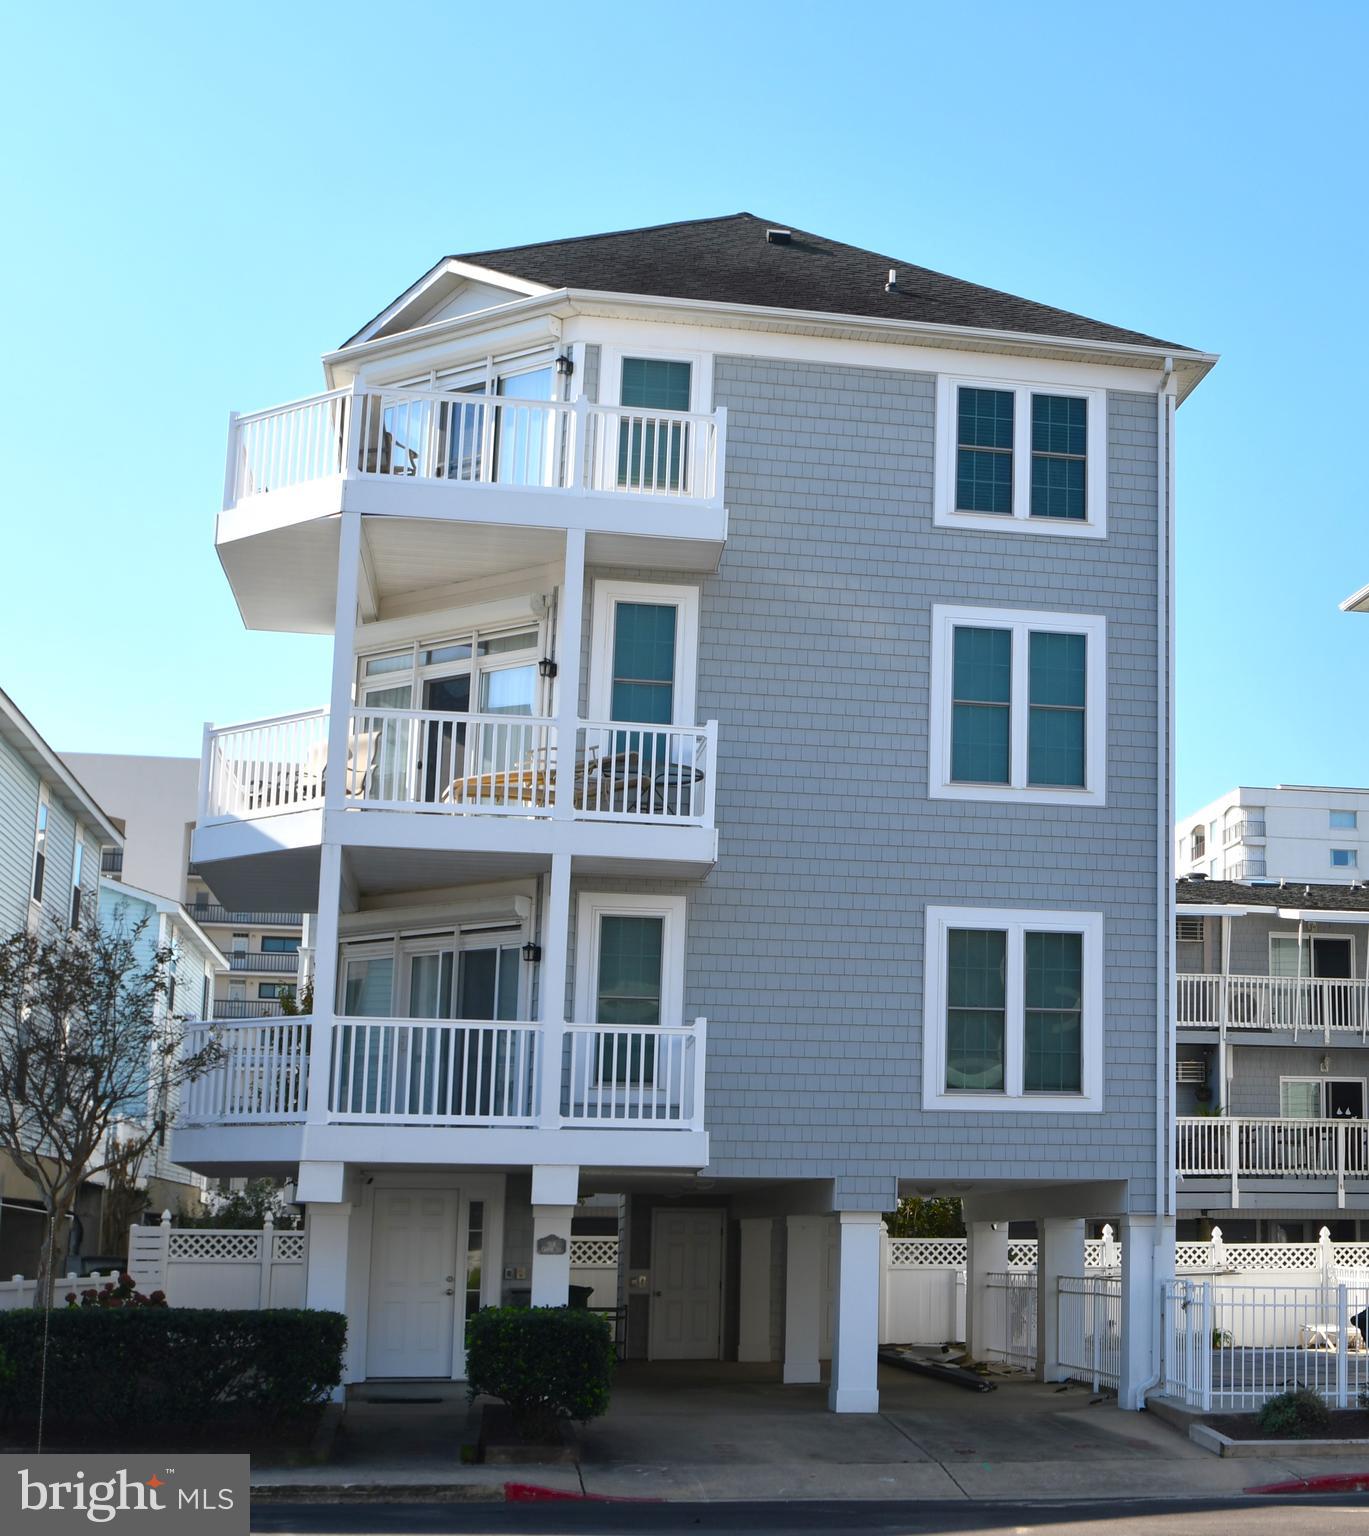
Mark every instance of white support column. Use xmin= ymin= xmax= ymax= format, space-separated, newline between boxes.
xmin=783 ymin=1215 xmax=823 ymax=1384
xmin=828 ymin=1211 xmax=882 ymax=1413
xmin=1036 ymin=1218 xmax=1086 ymax=1383
xmin=305 ymin=842 xmax=343 ymax=1122
xmin=737 ymin=1217 xmax=774 ymax=1362
xmin=552 ymin=527 xmax=586 ymax=822
xmin=965 ymin=1221 xmax=1011 ymax=1361
xmin=324 ymin=511 xmax=363 ymax=816
xmin=1118 ymin=1212 xmax=1175 ymax=1410
xmin=530 ymin=1165 xmax=578 ymax=1307
xmin=538 ymin=852 xmax=572 ymax=1128
xmin=304 ymin=1191 xmax=352 ymax=1399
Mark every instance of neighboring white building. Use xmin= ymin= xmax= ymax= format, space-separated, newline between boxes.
xmin=1176 ymin=785 xmax=1369 ymax=884
xmin=62 ymin=752 xmax=307 ymax=1021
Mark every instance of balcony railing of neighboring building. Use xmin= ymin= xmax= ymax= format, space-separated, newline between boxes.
xmin=100 ymin=847 xmax=123 ymax=875
xmin=1221 ymin=818 xmax=1266 ymax=847
xmin=188 ymin=904 xmax=304 ymax=927
xmin=226 ymin=386 xmax=727 ymax=512
xmin=212 ymin=998 xmax=285 ymax=1020
xmin=1227 ymin=858 xmax=1267 ymax=879
xmin=199 ymin=711 xmax=718 ymax=831
xmin=177 ymin=1016 xmax=707 ymax=1134
xmin=1177 ymin=972 xmax=1369 ymax=1038
xmin=1177 ymin=1115 xmax=1369 ymax=1208
xmin=228 ymin=951 xmax=300 ymax=974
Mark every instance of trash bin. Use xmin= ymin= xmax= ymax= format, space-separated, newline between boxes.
xmin=569 ymin=1284 xmax=594 ymax=1309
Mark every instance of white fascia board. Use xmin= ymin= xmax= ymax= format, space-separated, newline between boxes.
xmin=1340 ymin=581 xmax=1369 ymax=614
xmin=0 ymin=688 xmax=123 ymax=846
xmin=322 ymin=287 xmax=1217 ymax=401
xmin=1276 ymin=908 xmax=1369 ymax=925
xmin=342 ymin=259 xmax=554 ymax=350
xmin=1175 ymin=904 xmax=1257 ymax=918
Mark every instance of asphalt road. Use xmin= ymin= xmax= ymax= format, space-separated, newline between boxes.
xmin=251 ymin=1495 xmax=1369 ymax=1536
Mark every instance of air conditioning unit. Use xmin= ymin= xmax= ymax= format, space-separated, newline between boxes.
xmin=1176 ymin=917 xmax=1205 ymax=943
xmin=1176 ymin=1059 xmax=1208 ymax=1084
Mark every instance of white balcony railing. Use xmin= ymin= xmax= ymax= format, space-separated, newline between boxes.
xmin=178 ymin=1017 xmax=706 ymax=1133
xmin=227 ymin=386 xmax=726 ymax=510
xmin=181 ymin=1019 xmax=309 ymax=1124
xmin=1177 ymin=1115 xmax=1369 ymax=1207
xmin=199 ymin=708 xmax=719 ymax=830
xmin=1176 ymin=973 xmax=1369 ymax=1037
xmin=1222 ymin=818 xmax=1265 ymax=846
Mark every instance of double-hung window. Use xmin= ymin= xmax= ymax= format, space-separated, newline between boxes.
xmin=930 ymin=605 xmax=1106 ymax=806
xmin=924 ymin=906 xmax=1103 ymax=1111
xmin=30 ymin=785 xmax=49 ymax=905
xmin=935 ymin=376 xmax=1106 ymax=535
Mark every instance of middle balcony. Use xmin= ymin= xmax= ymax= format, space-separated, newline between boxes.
xmin=192 ymin=707 xmax=719 ymax=908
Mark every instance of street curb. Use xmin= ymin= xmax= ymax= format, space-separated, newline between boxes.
xmin=250 ymin=1483 xmax=505 ymax=1504
xmin=1246 ymin=1472 xmax=1369 ymax=1493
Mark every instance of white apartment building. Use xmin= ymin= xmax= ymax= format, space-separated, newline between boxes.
xmin=1177 ymin=785 xmax=1369 ymax=885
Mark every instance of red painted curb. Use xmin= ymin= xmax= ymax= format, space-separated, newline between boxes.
xmin=1246 ymin=1472 xmax=1369 ymax=1494
xmin=503 ymin=1482 xmax=662 ymax=1504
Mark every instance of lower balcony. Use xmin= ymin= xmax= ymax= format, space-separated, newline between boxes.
xmin=174 ymin=1015 xmax=707 ymax=1172
xmin=1177 ymin=1115 xmax=1369 ymax=1209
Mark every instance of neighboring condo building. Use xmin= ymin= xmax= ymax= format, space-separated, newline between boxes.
xmin=174 ymin=214 xmax=1215 ymax=1409
xmin=1176 ymin=785 xmax=1369 ymax=884
xmin=1175 ymin=877 xmax=1369 ymax=1241
xmin=64 ymin=752 xmax=308 ymax=1021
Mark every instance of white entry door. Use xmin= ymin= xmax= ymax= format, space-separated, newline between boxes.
xmin=649 ymin=1209 xmax=724 ymax=1360
xmin=367 ymin=1189 xmax=460 ymax=1378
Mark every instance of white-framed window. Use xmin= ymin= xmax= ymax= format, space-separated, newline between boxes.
xmin=1191 ymin=825 xmax=1206 ymax=860
xmin=30 ymin=784 xmax=50 ymax=905
xmin=933 ymin=375 xmax=1107 ymax=537
xmin=69 ymin=826 xmax=84 ymax=929
xmin=928 ymin=604 xmax=1106 ymax=807
xmin=596 ymin=345 xmax=710 ymax=415
xmin=1280 ymin=1076 xmax=1366 ymax=1120
xmin=573 ymin=892 xmax=686 ymax=1029
xmin=587 ymin=580 xmax=700 ymax=726
xmin=1332 ymin=848 xmax=1358 ymax=869
xmin=923 ymin=906 xmax=1104 ymax=1112
xmin=1331 ymin=810 xmax=1358 ymax=830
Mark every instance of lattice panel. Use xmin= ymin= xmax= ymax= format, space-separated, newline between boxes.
xmin=1333 ymin=1245 xmax=1369 ymax=1267
xmin=1175 ymin=1243 xmax=1215 ymax=1267
xmin=1006 ymin=1241 xmax=1038 ymax=1269
xmin=888 ymin=1238 xmax=967 ymax=1268
xmin=1221 ymin=1242 xmax=1320 ymax=1271
xmin=570 ymin=1237 xmax=619 ymax=1267
xmin=272 ymin=1233 xmax=306 ymax=1263
xmin=168 ymin=1231 xmax=261 ymax=1262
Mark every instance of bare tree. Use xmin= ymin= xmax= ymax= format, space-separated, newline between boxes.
xmin=0 ymin=914 xmax=222 ymax=1300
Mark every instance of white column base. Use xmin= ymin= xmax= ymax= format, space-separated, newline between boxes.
xmin=1037 ymin=1217 xmax=1086 ymax=1382
xmin=531 ymin=1204 xmax=575 ymax=1307
xmin=965 ymin=1221 xmax=1010 ymax=1361
xmin=783 ymin=1215 xmax=823 ymax=1384
xmin=304 ymin=1201 xmax=353 ymax=1399
xmin=828 ymin=1211 xmax=882 ymax=1414
xmin=1118 ymin=1212 xmax=1175 ymax=1410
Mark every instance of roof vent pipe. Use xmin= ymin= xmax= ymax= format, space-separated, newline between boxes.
xmin=885 ymin=268 xmax=899 ymax=293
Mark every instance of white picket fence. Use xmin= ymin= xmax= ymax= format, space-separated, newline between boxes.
xmin=127 ymin=1212 xmax=306 ymax=1309
xmin=0 ymin=1271 xmax=124 ymax=1312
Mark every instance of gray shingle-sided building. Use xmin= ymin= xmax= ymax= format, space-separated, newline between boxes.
xmin=177 ymin=214 xmax=1216 ymax=1409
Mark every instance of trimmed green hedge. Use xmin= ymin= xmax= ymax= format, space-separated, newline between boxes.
xmin=0 ymin=1308 xmax=346 ymax=1429
xmin=466 ymin=1306 xmax=614 ymax=1440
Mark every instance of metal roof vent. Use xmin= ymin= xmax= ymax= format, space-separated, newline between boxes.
xmin=766 ymin=227 xmax=792 ymax=244
xmin=885 ymin=268 xmax=899 ymax=293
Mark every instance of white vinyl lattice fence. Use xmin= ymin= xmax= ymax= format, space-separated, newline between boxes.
xmin=0 ymin=1272 xmax=124 ymax=1312
xmin=127 ymin=1212 xmax=306 ymax=1309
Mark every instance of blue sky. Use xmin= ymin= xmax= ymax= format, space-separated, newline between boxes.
xmin=1 ymin=2 xmax=1364 ymax=818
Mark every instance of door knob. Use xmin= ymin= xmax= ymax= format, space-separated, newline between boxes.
xmin=653 ymin=1290 xmax=662 ymax=1297
xmin=444 ymin=1287 xmax=456 ymax=1296
xmin=445 ymin=1275 xmax=456 ymax=1283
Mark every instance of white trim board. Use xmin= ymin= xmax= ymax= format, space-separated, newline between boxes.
xmin=587 ymin=579 xmax=701 ymax=725
xmin=573 ymin=891 xmax=687 ymax=1026
xmin=922 ymin=905 xmax=1105 ymax=1113
xmin=928 ymin=603 xmax=1107 ymax=808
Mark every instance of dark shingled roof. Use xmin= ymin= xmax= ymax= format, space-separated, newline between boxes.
xmin=447 ymin=213 xmax=1191 ymax=351
xmin=1177 ymin=878 xmax=1369 ymax=911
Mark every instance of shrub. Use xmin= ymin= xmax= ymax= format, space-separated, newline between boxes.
xmin=0 ymin=1308 xmax=346 ymax=1432
xmin=466 ymin=1306 xmax=614 ymax=1441
xmin=1257 ymin=1386 xmax=1331 ymax=1438
xmin=65 ymin=1272 xmax=167 ymax=1309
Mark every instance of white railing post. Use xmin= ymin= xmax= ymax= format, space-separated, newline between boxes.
xmin=554 ymin=529 xmax=585 ymax=821
xmin=259 ymin=1216 xmax=274 ymax=1310
xmin=343 ymin=384 xmax=363 ymax=479
xmin=1090 ymin=1276 xmax=1103 ymax=1390
xmin=222 ymin=410 xmax=241 ymax=508
xmin=1338 ymin=1120 xmax=1347 ymax=1209
xmin=1198 ymin=1282 xmax=1213 ymax=1413
xmin=197 ymin=722 xmax=212 ymax=826
xmin=691 ymin=1017 xmax=708 ymax=1132
xmin=1337 ymin=1282 xmax=1350 ymax=1408
xmin=702 ymin=721 xmax=719 ymax=829
xmin=1227 ymin=1119 xmax=1239 ymax=1210
xmin=570 ymin=394 xmax=589 ymax=492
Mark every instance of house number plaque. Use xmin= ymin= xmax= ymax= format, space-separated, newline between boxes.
xmin=536 ymin=1234 xmax=568 ymax=1255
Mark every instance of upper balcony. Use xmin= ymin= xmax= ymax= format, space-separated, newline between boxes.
xmin=218 ymin=386 xmax=728 ymax=630
xmin=192 ymin=707 xmax=719 ymax=907
xmin=1177 ymin=973 xmax=1369 ymax=1041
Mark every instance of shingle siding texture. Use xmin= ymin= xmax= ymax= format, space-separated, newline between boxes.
xmin=576 ymin=359 xmax=1163 ymax=1212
